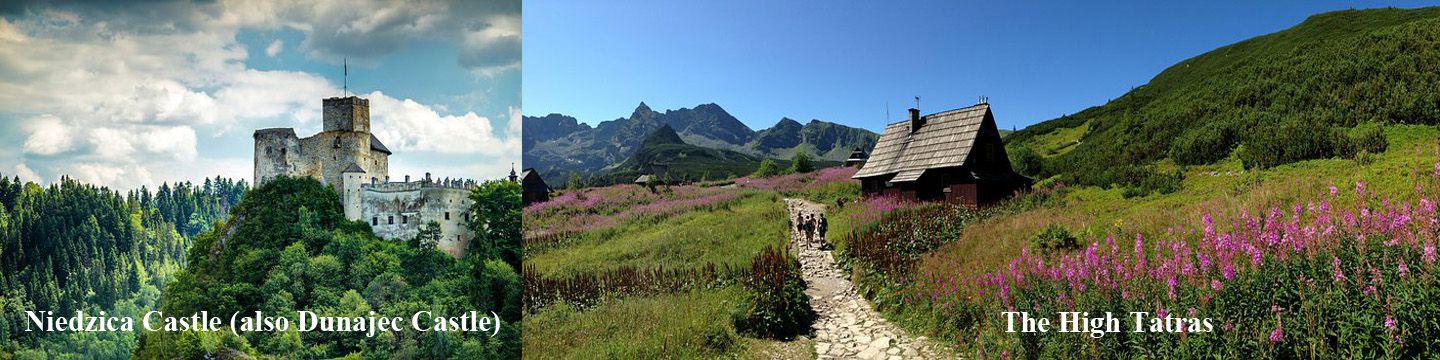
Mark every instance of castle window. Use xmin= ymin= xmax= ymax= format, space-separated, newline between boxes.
xmin=372 ymin=217 xmax=378 ymax=226
xmin=445 ymin=212 xmax=451 ymax=220
xmin=266 ymin=146 xmax=272 ymax=155
xmin=280 ymin=148 xmax=286 ymax=156
xmin=402 ymin=215 xmax=408 ymax=224
xmin=388 ymin=216 xmax=394 ymax=225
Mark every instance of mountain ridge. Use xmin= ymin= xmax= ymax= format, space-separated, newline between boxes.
xmin=523 ymin=102 xmax=878 ymax=178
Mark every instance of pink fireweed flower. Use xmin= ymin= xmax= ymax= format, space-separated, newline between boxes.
xmin=1329 ymin=185 xmax=1339 ymax=197
xmin=1332 ymin=256 xmax=1348 ymax=283
xmin=1399 ymin=258 xmax=1410 ymax=277
xmin=1211 ymin=279 xmax=1223 ymax=291
xmin=1156 ymin=307 xmax=1167 ymax=318
xmin=1385 ymin=314 xmax=1397 ymax=330
xmin=1356 ymin=181 xmax=1367 ymax=196
xmin=1434 ymin=162 xmax=1440 ymax=178
xmin=1269 ymin=324 xmax=1284 ymax=343
xmin=1426 ymin=243 xmax=1437 ymax=265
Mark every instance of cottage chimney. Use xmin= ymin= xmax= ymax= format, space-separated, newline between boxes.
xmin=909 ymin=108 xmax=924 ymax=132
xmin=405 ymin=175 xmax=410 ymax=182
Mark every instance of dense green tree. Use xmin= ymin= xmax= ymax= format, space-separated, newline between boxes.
xmin=788 ymin=150 xmax=814 ymax=174
xmin=752 ymin=159 xmax=782 ymax=178
xmin=468 ymin=180 xmax=522 ymax=271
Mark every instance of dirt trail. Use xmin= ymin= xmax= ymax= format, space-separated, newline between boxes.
xmin=785 ymin=199 xmax=951 ymax=359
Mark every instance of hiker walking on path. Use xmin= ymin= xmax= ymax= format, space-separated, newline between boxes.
xmin=783 ymin=198 xmax=950 ymax=359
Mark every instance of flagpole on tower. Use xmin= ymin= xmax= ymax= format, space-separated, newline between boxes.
xmin=343 ymin=58 xmax=348 ymax=97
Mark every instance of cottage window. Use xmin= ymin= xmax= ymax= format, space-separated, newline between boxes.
xmin=388 ymin=216 xmax=394 ymax=225
xmin=402 ymin=215 xmax=408 ymax=224
xmin=372 ymin=217 xmax=378 ymax=226
xmin=445 ymin=212 xmax=451 ymax=220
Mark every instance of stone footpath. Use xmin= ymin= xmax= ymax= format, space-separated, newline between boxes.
xmin=785 ymin=199 xmax=953 ymax=359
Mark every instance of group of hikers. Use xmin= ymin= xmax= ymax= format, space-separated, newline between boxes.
xmin=794 ymin=210 xmax=828 ymax=246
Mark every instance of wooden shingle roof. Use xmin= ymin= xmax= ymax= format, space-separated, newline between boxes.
xmin=520 ymin=168 xmax=551 ymax=192
xmin=852 ymin=103 xmax=990 ymax=180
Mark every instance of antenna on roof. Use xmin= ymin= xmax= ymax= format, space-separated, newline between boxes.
xmin=886 ymin=101 xmax=890 ymax=122
xmin=914 ymin=96 xmax=920 ymax=110
xmin=979 ymin=95 xmax=988 ymax=105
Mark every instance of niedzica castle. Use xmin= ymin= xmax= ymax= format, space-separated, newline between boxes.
xmin=253 ymin=96 xmax=475 ymax=256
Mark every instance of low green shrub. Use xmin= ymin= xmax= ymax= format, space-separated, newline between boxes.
xmin=1029 ymin=223 xmax=1079 ymax=251
xmin=733 ymin=246 xmax=814 ymax=339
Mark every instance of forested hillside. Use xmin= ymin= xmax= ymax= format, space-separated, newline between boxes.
xmin=132 ymin=176 xmax=522 ymax=359
xmin=1009 ymin=7 xmax=1440 ymax=188
xmin=0 ymin=175 xmax=245 ymax=359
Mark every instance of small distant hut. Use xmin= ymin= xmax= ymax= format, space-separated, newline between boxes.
xmin=635 ymin=162 xmax=670 ymax=186
xmin=852 ymin=102 xmax=1031 ymax=208
xmin=519 ymin=168 xmax=551 ymax=205
xmin=844 ymin=147 xmax=869 ymax=167
xmin=633 ymin=174 xmax=655 ymax=186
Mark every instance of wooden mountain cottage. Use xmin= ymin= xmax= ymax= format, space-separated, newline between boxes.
xmin=852 ymin=103 xmax=1031 ymax=207
xmin=518 ymin=168 xmax=551 ymax=205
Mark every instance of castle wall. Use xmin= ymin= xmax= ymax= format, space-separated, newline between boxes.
xmin=360 ymin=182 xmax=474 ymax=257
xmin=297 ymin=131 xmax=382 ymax=187
xmin=254 ymin=129 xmax=303 ymax=184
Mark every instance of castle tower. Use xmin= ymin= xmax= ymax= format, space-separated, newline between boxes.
xmin=253 ymin=128 xmax=301 ymax=185
xmin=324 ymin=96 xmax=370 ymax=133
xmin=313 ymin=96 xmax=379 ymax=187
xmin=341 ymin=164 xmax=366 ymax=220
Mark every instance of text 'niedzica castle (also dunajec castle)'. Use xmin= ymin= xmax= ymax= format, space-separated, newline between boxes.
xmin=253 ymin=96 xmax=476 ymax=256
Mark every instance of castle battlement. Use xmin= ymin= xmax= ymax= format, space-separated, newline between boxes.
xmin=253 ymin=128 xmax=297 ymax=137
xmin=362 ymin=178 xmax=478 ymax=192
xmin=323 ymin=96 xmax=369 ymax=106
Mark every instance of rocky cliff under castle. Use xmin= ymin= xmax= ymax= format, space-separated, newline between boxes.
xmin=253 ymin=96 xmax=475 ymax=256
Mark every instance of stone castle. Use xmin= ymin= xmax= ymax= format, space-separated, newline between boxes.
xmin=253 ymin=96 xmax=475 ymax=256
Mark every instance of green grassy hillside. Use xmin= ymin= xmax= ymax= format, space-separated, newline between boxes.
xmin=1010 ymin=7 xmax=1440 ymax=186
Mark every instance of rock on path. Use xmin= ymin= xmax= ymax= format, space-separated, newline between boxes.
xmin=785 ymin=199 xmax=952 ymax=359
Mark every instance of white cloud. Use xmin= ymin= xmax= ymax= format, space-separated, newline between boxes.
xmin=507 ymin=105 xmax=521 ymax=137
xmin=368 ymin=91 xmax=519 ymax=157
xmin=13 ymin=163 xmax=41 ymax=184
xmin=87 ymin=128 xmax=138 ymax=160
xmin=140 ymin=126 xmax=198 ymax=161
xmin=0 ymin=1 xmax=519 ymax=190
xmin=22 ymin=115 xmax=73 ymax=155
xmin=212 ymin=69 xmax=334 ymax=131
xmin=67 ymin=162 xmax=152 ymax=189
xmin=265 ymin=39 xmax=283 ymax=57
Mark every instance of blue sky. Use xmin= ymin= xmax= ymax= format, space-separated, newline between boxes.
xmin=0 ymin=1 xmax=520 ymax=190
xmin=524 ymin=1 xmax=1438 ymax=132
